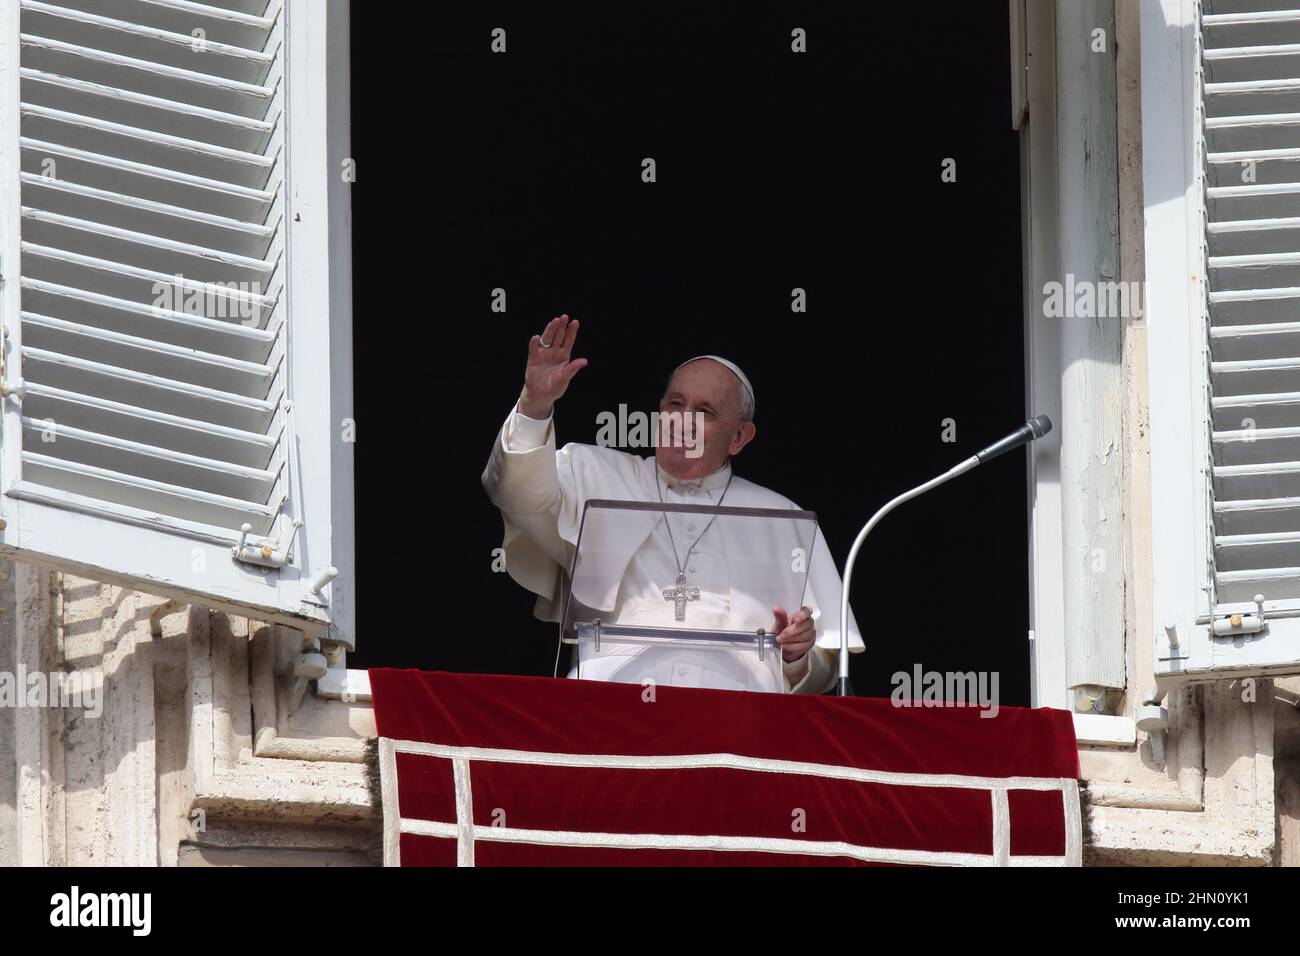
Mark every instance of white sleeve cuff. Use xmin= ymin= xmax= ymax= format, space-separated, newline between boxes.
xmin=506 ymin=403 xmax=553 ymax=451
xmin=782 ymin=649 xmax=811 ymax=687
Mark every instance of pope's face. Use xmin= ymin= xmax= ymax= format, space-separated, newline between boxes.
xmin=655 ymin=360 xmax=756 ymax=480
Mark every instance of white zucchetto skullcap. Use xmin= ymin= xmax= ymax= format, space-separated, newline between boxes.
xmin=673 ymin=355 xmax=756 ymax=419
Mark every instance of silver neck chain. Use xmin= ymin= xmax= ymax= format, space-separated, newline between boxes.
xmin=655 ymin=462 xmax=734 ymax=580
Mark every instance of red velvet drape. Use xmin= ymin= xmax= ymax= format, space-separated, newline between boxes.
xmin=370 ymin=670 xmax=1079 ymax=867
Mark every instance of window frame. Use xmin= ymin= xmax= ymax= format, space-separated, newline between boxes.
xmin=1021 ymin=0 xmax=1067 ymax=711
xmin=1021 ymin=0 xmax=1135 ymax=735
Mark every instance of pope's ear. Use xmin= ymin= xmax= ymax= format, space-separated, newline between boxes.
xmin=730 ymin=421 xmax=756 ymax=456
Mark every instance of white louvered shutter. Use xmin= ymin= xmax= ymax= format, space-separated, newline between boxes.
xmin=0 ymin=0 xmax=354 ymax=645
xmin=1204 ymin=1 xmax=1300 ymax=608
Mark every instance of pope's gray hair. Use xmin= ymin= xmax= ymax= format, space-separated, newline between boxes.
xmin=662 ymin=365 xmax=754 ymax=423
xmin=734 ymin=383 xmax=755 ymax=423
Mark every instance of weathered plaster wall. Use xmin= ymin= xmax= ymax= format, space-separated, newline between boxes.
xmin=1272 ymin=677 xmax=1300 ymax=866
xmin=0 ymin=558 xmax=15 ymax=867
xmin=0 ymin=564 xmax=379 ymax=866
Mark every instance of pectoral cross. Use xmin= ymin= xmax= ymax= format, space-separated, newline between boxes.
xmin=662 ymin=573 xmax=700 ymax=622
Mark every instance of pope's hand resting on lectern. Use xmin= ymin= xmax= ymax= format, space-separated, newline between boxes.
xmin=772 ymin=605 xmax=815 ymax=663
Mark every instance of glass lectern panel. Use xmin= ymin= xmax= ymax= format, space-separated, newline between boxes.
xmin=561 ymin=499 xmax=820 ymax=694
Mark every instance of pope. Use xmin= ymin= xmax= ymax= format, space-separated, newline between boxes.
xmin=482 ymin=314 xmax=864 ymax=693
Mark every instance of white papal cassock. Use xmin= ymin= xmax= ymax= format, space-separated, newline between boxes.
xmin=482 ymin=402 xmax=865 ymax=694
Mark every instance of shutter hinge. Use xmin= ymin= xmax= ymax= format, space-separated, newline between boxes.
xmin=0 ymin=327 xmax=24 ymax=401
xmin=1210 ymin=593 xmax=1267 ymax=637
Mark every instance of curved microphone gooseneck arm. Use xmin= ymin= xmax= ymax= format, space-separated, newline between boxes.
xmin=836 ymin=415 xmax=1053 ymax=697
xmin=837 ymin=457 xmax=979 ymax=697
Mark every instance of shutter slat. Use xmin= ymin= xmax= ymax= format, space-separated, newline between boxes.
xmin=1204 ymin=80 xmax=1300 ymax=119
xmin=1214 ymin=425 xmax=1300 ymax=465
xmin=1204 ymin=16 xmax=1300 ymax=49
xmin=23 ymin=417 xmax=279 ymax=501
xmin=1206 ymin=153 xmax=1300 ymax=186
xmin=1209 ymin=286 xmax=1300 ymax=324
xmin=1216 ymin=567 xmax=1300 ymax=603
xmin=1214 ymin=459 xmax=1300 ymax=500
xmin=19 ymin=34 xmax=277 ymax=119
xmin=21 ymin=173 xmax=277 ymax=258
xmin=22 ymin=346 xmax=279 ymax=433
xmin=21 ymin=138 xmax=276 ymax=220
xmin=1208 ymin=145 xmax=1300 ymax=164
xmin=21 ymin=452 xmax=278 ymax=533
xmin=21 ymin=278 xmax=277 ymax=363
xmin=22 ymin=312 xmax=279 ymax=396
xmin=1214 ymin=530 xmax=1300 ymax=572
xmin=21 ymin=69 xmax=276 ymax=153
xmin=1206 ymin=5 xmax=1300 ymax=20
xmin=1212 ymin=357 xmax=1300 ymax=395
xmin=1213 ymin=390 xmax=1300 ymax=428
xmin=1205 ymin=46 xmax=1300 ymax=83
xmin=1211 ymin=320 xmax=1300 ymax=360
xmin=21 ymin=241 xmax=277 ymax=328
xmin=1216 ymin=496 xmax=1300 ymax=535
xmin=21 ymin=206 xmax=279 ymax=285
xmin=21 ymin=0 xmax=277 ymax=85
xmin=1209 ymin=250 xmax=1300 ymax=290
xmin=24 ymin=382 xmax=278 ymax=469
xmin=51 ymin=0 xmax=278 ymax=51
xmin=205 ymin=1 xmax=276 ymax=19
xmin=20 ymin=102 xmax=277 ymax=187
xmin=1207 ymin=217 xmax=1300 ymax=256
xmin=1208 ymin=182 xmax=1300 ymax=221
xmin=1205 ymin=113 xmax=1300 ymax=152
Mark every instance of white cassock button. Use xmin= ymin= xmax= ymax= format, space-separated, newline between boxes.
xmin=678 ymin=666 xmax=687 ymax=676
xmin=687 ymin=488 xmax=696 ymax=496
xmin=687 ymin=524 xmax=697 ymax=532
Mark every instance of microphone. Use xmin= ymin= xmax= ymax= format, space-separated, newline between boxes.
xmin=974 ymin=415 xmax=1054 ymax=465
xmin=836 ymin=414 xmax=1055 ymax=697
